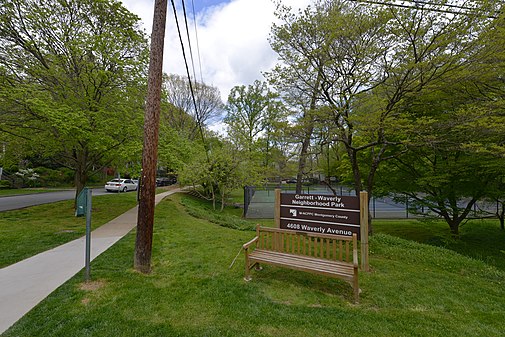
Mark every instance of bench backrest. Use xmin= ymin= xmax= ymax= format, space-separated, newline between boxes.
xmin=255 ymin=225 xmax=357 ymax=263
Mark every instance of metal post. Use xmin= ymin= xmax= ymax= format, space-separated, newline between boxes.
xmin=373 ymin=196 xmax=376 ymax=219
xmin=243 ymin=186 xmax=248 ymax=218
xmin=406 ymin=194 xmax=409 ymax=219
xmin=85 ymin=188 xmax=92 ymax=281
xmin=360 ymin=191 xmax=369 ymax=272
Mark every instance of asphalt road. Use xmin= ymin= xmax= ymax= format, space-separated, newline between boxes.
xmin=0 ymin=189 xmax=110 ymax=212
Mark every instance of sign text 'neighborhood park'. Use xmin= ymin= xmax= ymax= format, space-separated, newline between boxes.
xmin=279 ymin=193 xmax=360 ymax=238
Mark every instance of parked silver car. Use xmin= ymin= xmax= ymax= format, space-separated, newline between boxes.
xmin=105 ymin=178 xmax=138 ymax=193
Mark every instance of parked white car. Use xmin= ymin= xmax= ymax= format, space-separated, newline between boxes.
xmin=105 ymin=178 xmax=138 ymax=193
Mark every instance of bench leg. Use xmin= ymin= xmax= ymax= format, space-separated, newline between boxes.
xmin=244 ymin=253 xmax=251 ymax=281
xmin=353 ymin=270 xmax=359 ymax=304
xmin=245 ymin=263 xmax=261 ymax=281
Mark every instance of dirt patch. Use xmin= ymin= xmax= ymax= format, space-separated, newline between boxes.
xmin=79 ymin=279 xmax=106 ymax=292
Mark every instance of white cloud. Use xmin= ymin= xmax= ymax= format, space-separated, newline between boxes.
xmin=120 ymin=0 xmax=312 ymax=103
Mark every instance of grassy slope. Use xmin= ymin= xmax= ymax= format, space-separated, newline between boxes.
xmin=374 ymin=219 xmax=505 ymax=271
xmin=4 ymin=193 xmax=505 ymax=336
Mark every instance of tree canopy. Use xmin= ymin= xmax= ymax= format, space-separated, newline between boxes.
xmin=0 ymin=0 xmax=148 ymax=197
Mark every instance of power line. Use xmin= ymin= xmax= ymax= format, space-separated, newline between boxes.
xmin=190 ymin=0 xmax=205 ymax=85
xmin=181 ymin=0 xmax=198 ymax=87
xmin=404 ymin=0 xmax=481 ymax=11
xmin=349 ymin=0 xmax=500 ymax=19
xmin=170 ymin=0 xmax=209 ymax=156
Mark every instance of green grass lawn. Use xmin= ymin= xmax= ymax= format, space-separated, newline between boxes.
xmin=0 ymin=192 xmax=139 ymax=268
xmin=3 ymin=193 xmax=505 ymax=336
xmin=373 ymin=218 xmax=505 ymax=271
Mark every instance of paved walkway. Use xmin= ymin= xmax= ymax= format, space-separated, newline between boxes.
xmin=0 ymin=189 xmax=179 ymax=334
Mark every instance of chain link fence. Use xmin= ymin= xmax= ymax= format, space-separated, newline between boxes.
xmin=243 ymin=185 xmax=499 ymax=220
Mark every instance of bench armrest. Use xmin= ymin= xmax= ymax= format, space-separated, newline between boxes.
xmin=243 ymin=236 xmax=259 ymax=250
xmin=353 ymin=246 xmax=359 ymax=268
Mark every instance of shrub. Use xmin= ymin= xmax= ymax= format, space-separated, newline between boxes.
xmin=0 ymin=180 xmax=12 ymax=189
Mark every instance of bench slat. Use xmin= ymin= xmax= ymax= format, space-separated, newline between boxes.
xmin=251 ymin=251 xmax=354 ymax=272
xmin=250 ymin=250 xmax=355 ymax=281
xmin=250 ymin=249 xmax=354 ymax=270
xmin=243 ymin=225 xmax=359 ymax=303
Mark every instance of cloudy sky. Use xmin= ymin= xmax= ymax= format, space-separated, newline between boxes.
xmin=120 ymin=0 xmax=313 ymax=103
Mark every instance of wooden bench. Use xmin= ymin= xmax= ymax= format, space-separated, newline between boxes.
xmin=243 ymin=225 xmax=359 ymax=303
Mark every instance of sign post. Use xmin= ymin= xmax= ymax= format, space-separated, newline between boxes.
xmin=274 ymin=188 xmax=281 ymax=228
xmin=360 ymin=191 xmax=369 ymax=271
xmin=275 ymin=190 xmax=369 ymax=271
xmin=76 ymin=187 xmax=92 ymax=281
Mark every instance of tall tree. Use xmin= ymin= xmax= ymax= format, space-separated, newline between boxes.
xmin=269 ymin=0 xmax=491 ymax=203
xmin=224 ymin=80 xmax=279 ymax=157
xmin=269 ymin=0 xmax=392 ymax=197
xmin=0 ymin=0 xmax=148 ymax=198
xmin=179 ymin=136 xmax=260 ymax=211
xmin=374 ymin=25 xmax=505 ymax=235
xmin=162 ymin=73 xmax=223 ymax=140
xmin=375 ymin=110 xmax=503 ymax=236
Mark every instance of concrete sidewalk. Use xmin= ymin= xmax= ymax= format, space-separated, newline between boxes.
xmin=0 ymin=189 xmax=179 ymax=334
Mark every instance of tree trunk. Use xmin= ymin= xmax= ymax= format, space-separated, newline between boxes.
xmin=347 ymin=147 xmax=363 ymax=197
xmin=296 ymin=132 xmax=312 ymax=194
xmin=221 ymin=190 xmax=226 ymax=212
xmin=449 ymin=220 xmax=460 ymax=237
xmin=296 ymin=77 xmax=320 ymax=194
xmin=134 ymin=0 xmax=167 ymax=274
xmin=73 ymin=149 xmax=88 ymax=209
xmin=497 ymin=200 xmax=505 ymax=230
xmin=440 ymin=209 xmax=460 ymax=238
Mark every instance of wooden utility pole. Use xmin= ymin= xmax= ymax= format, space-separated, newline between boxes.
xmin=134 ymin=0 xmax=168 ymax=274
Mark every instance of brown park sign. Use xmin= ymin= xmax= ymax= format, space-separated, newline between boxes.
xmin=279 ymin=193 xmax=361 ymax=239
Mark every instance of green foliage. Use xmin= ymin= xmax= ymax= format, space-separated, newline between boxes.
xmin=33 ymin=167 xmax=74 ymax=187
xmin=158 ymin=124 xmax=202 ymax=173
xmin=0 ymin=179 xmax=11 ymax=189
xmin=268 ymin=0 xmax=497 ymax=200
xmin=179 ymin=137 xmax=262 ymax=210
xmin=0 ymin=0 xmax=149 ymax=195
xmin=225 ymin=80 xmax=285 ymax=155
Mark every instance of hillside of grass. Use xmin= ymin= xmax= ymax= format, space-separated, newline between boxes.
xmin=373 ymin=218 xmax=505 ymax=271
xmin=4 ymin=193 xmax=504 ymax=336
